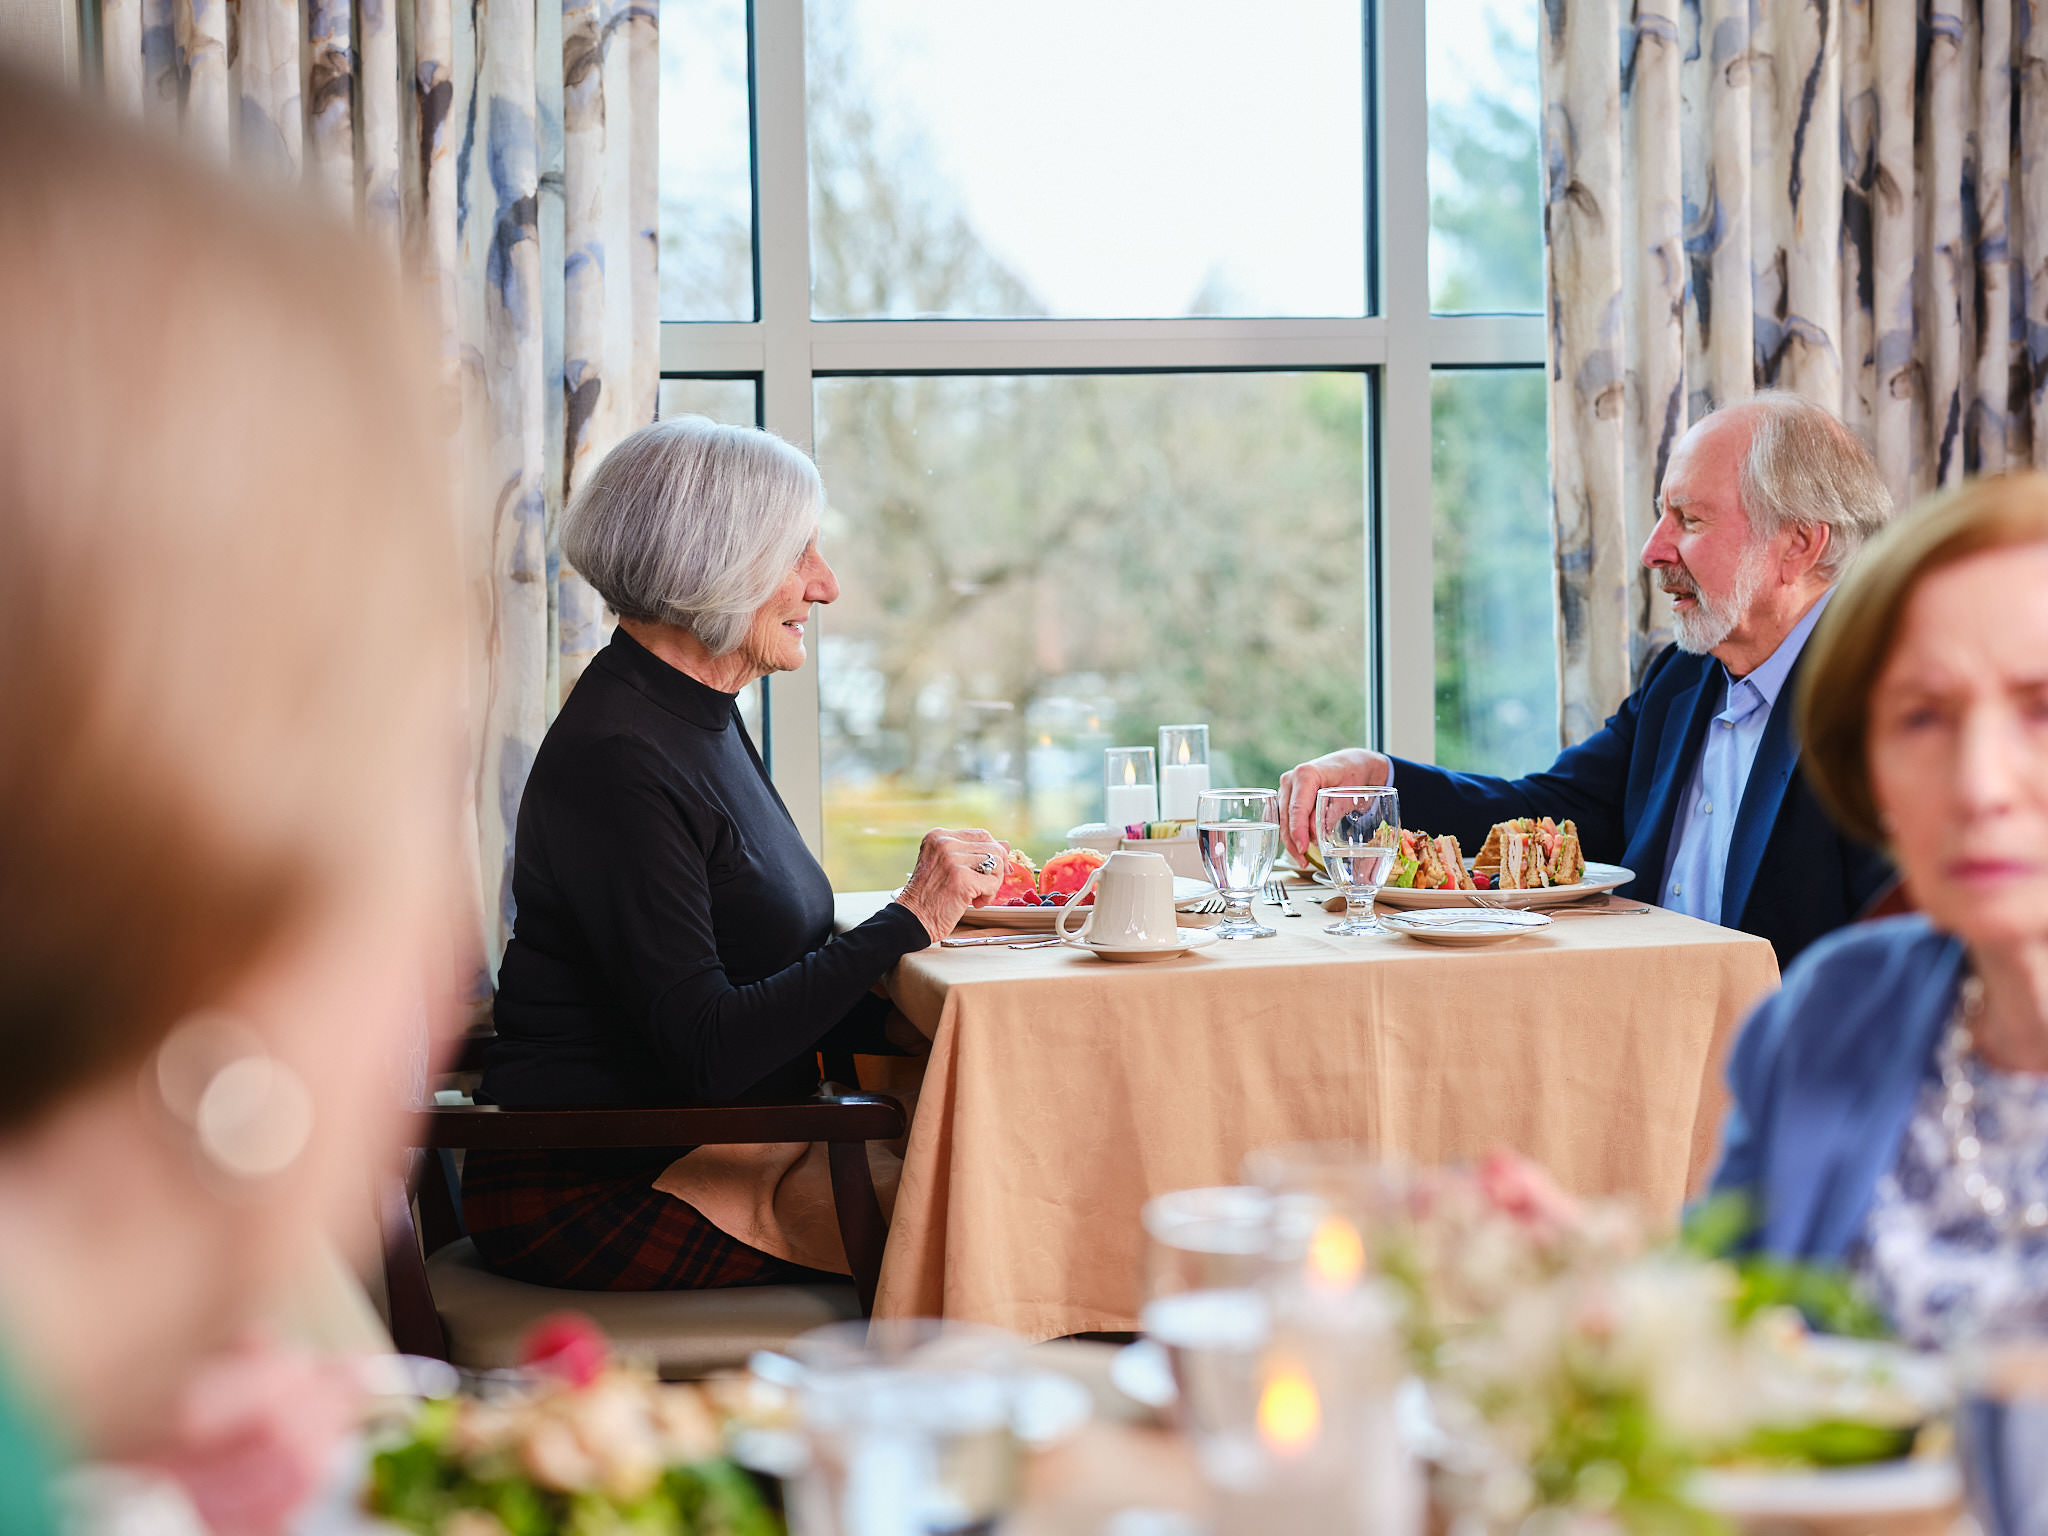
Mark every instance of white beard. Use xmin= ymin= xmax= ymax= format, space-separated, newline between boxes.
xmin=1667 ymin=541 xmax=1770 ymax=655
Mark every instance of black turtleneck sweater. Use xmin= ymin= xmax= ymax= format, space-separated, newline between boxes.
xmin=485 ymin=626 xmax=930 ymax=1108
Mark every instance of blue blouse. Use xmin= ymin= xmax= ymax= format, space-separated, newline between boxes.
xmin=1852 ymin=1051 xmax=2048 ymax=1348
xmin=1709 ymin=915 xmax=1963 ymax=1263
xmin=1711 ymin=914 xmax=2048 ymax=1347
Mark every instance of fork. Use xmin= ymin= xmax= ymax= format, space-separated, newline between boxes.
xmin=1260 ymin=879 xmax=1303 ymax=916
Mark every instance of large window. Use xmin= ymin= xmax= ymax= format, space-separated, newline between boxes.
xmin=815 ymin=371 xmax=1367 ymax=886
xmin=806 ymin=1 xmax=1366 ymax=320
xmin=658 ymin=0 xmax=1550 ymax=885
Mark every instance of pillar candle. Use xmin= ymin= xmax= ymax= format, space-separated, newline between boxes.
xmin=1159 ymin=761 xmax=1211 ymax=820
xmin=1104 ymin=782 xmax=1159 ymax=830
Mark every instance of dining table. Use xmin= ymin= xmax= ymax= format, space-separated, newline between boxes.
xmin=836 ymin=885 xmax=1781 ymax=1342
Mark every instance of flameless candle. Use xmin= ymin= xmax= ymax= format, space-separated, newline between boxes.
xmin=1103 ymin=747 xmax=1159 ymax=830
xmin=1158 ymin=724 xmax=1212 ymax=820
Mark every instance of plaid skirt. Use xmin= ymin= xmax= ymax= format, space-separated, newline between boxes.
xmin=461 ymin=1147 xmax=841 ymax=1292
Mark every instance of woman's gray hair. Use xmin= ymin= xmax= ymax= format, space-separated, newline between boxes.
xmin=564 ymin=416 xmax=823 ymax=656
xmin=1736 ymin=391 xmax=1894 ymax=578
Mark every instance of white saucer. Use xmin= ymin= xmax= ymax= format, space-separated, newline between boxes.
xmin=1379 ymin=908 xmax=1553 ymax=946
xmin=1064 ymin=927 xmax=1221 ymax=962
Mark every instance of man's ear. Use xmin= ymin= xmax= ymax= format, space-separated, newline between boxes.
xmin=1781 ymin=520 xmax=1831 ymax=582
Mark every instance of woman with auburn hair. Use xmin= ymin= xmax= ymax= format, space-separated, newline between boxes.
xmin=0 ymin=70 xmax=461 ymax=1527
xmin=1710 ymin=472 xmax=2048 ymax=1346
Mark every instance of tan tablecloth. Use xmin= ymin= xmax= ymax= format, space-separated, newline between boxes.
xmin=839 ymin=894 xmax=1780 ymax=1341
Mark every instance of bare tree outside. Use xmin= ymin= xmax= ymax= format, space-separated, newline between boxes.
xmin=654 ymin=0 xmax=1553 ymax=888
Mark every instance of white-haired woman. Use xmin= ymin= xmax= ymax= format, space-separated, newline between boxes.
xmin=468 ymin=416 xmax=1003 ymax=1290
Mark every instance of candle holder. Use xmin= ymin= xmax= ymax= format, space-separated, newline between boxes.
xmin=1103 ymin=746 xmax=1159 ymax=831
xmin=1158 ymin=724 xmax=1212 ymax=821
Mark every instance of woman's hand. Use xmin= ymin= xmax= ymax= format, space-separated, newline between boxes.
xmin=896 ymin=827 xmax=1008 ymax=942
xmin=1278 ymin=749 xmax=1393 ymax=862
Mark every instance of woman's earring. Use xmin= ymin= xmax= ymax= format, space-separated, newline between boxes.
xmin=153 ymin=1011 xmax=314 ymax=1181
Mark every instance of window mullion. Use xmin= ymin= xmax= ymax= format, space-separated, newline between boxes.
xmin=752 ymin=0 xmax=826 ymax=853
xmin=1374 ymin=0 xmax=1434 ymax=763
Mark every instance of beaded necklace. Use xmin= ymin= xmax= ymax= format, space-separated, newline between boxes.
xmin=1937 ymin=974 xmax=2048 ymax=1234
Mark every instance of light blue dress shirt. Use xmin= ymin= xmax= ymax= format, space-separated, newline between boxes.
xmin=1661 ymin=590 xmax=1833 ymax=923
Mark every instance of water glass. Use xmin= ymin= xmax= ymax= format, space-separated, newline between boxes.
xmin=1196 ymin=788 xmax=1281 ymax=940
xmin=786 ymin=1319 xmax=1028 ymax=1536
xmin=1142 ymin=1186 xmax=1273 ymax=1300
xmin=1314 ymin=787 xmax=1399 ymax=936
xmin=1960 ymin=1339 xmax=2048 ymax=1536
xmin=1139 ymin=1283 xmax=1407 ymax=1536
xmin=1240 ymin=1142 xmax=1422 ymax=1293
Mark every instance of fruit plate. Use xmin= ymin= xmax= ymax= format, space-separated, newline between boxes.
xmin=1370 ymin=861 xmax=1634 ymax=911
xmin=951 ymin=876 xmax=1218 ymax=931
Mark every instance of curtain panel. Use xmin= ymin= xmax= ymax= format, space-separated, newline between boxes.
xmin=92 ymin=0 xmax=658 ymax=961
xmin=1540 ymin=0 xmax=2048 ymax=741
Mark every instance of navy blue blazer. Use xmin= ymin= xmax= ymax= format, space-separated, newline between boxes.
xmin=1391 ymin=643 xmax=1892 ymax=967
xmin=1707 ymin=917 xmax=1963 ymax=1262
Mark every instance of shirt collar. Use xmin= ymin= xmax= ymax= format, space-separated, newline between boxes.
xmin=595 ymin=624 xmax=738 ymax=731
xmin=1726 ymin=587 xmax=1833 ymax=709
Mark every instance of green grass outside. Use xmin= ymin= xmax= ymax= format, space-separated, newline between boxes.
xmin=823 ymin=780 xmax=1095 ymax=891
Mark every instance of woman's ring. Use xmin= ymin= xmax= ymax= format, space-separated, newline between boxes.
xmin=976 ymin=853 xmax=1000 ymax=875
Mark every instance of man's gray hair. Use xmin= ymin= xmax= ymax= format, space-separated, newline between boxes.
xmin=564 ymin=416 xmax=823 ymax=656
xmin=1736 ymin=391 xmax=1893 ymax=579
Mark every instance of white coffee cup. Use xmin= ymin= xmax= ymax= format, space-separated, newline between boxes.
xmin=1057 ymin=849 xmax=1180 ymax=948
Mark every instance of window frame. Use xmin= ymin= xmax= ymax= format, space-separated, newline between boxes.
xmin=660 ymin=0 xmax=1545 ymax=857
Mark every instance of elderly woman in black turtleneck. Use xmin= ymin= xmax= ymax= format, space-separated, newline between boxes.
xmin=468 ymin=416 xmax=1003 ymax=1290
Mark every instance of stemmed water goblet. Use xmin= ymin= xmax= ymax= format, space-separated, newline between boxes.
xmin=1196 ymin=788 xmax=1282 ymax=940
xmin=1315 ymin=786 xmax=1399 ymax=935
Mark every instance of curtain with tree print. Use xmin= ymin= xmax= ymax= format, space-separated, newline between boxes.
xmin=1541 ymin=0 xmax=2048 ymax=740
xmin=92 ymin=0 xmax=657 ymax=962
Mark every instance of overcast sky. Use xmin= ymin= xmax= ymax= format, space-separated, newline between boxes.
xmin=660 ymin=0 xmax=1536 ymax=320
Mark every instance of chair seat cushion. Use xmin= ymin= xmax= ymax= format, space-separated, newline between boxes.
xmin=425 ymin=1239 xmax=861 ymax=1378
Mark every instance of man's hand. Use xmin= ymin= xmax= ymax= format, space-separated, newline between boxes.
xmin=1277 ymin=749 xmax=1393 ymax=863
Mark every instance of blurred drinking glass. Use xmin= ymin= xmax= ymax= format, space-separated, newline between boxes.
xmin=787 ymin=1318 xmax=1030 ymax=1536
xmin=1960 ymin=1338 xmax=2048 ymax=1536
xmin=1314 ymin=787 xmax=1399 ymax=936
xmin=1138 ymin=1282 xmax=1405 ymax=1536
xmin=1196 ymin=789 xmax=1281 ymax=940
xmin=1142 ymin=1186 xmax=1273 ymax=1301
xmin=1240 ymin=1142 xmax=1419 ymax=1292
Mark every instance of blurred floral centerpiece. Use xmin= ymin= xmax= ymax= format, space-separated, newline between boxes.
xmin=1354 ymin=1155 xmax=1939 ymax=1536
xmin=365 ymin=1316 xmax=780 ymax=1536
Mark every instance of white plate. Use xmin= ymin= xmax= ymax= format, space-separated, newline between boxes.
xmin=953 ymin=875 xmax=1217 ymax=930
xmin=1063 ymin=927 xmax=1221 ymax=962
xmin=1381 ymin=908 xmax=1554 ymax=946
xmin=1370 ymin=860 xmax=1634 ymax=911
xmin=1691 ymin=1457 xmax=1959 ymax=1519
xmin=1109 ymin=1339 xmax=1177 ymax=1409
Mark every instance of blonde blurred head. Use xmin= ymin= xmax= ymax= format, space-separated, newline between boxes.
xmin=0 ymin=69 xmax=462 ymax=1452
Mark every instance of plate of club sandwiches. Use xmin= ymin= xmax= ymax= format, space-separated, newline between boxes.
xmin=1302 ymin=817 xmax=1634 ymax=911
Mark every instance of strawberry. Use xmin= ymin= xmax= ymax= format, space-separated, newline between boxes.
xmin=520 ymin=1312 xmax=608 ymax=1387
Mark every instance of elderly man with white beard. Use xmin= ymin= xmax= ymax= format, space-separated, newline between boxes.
xmin=1281 ymin=392 xmax=1895 ymax=966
